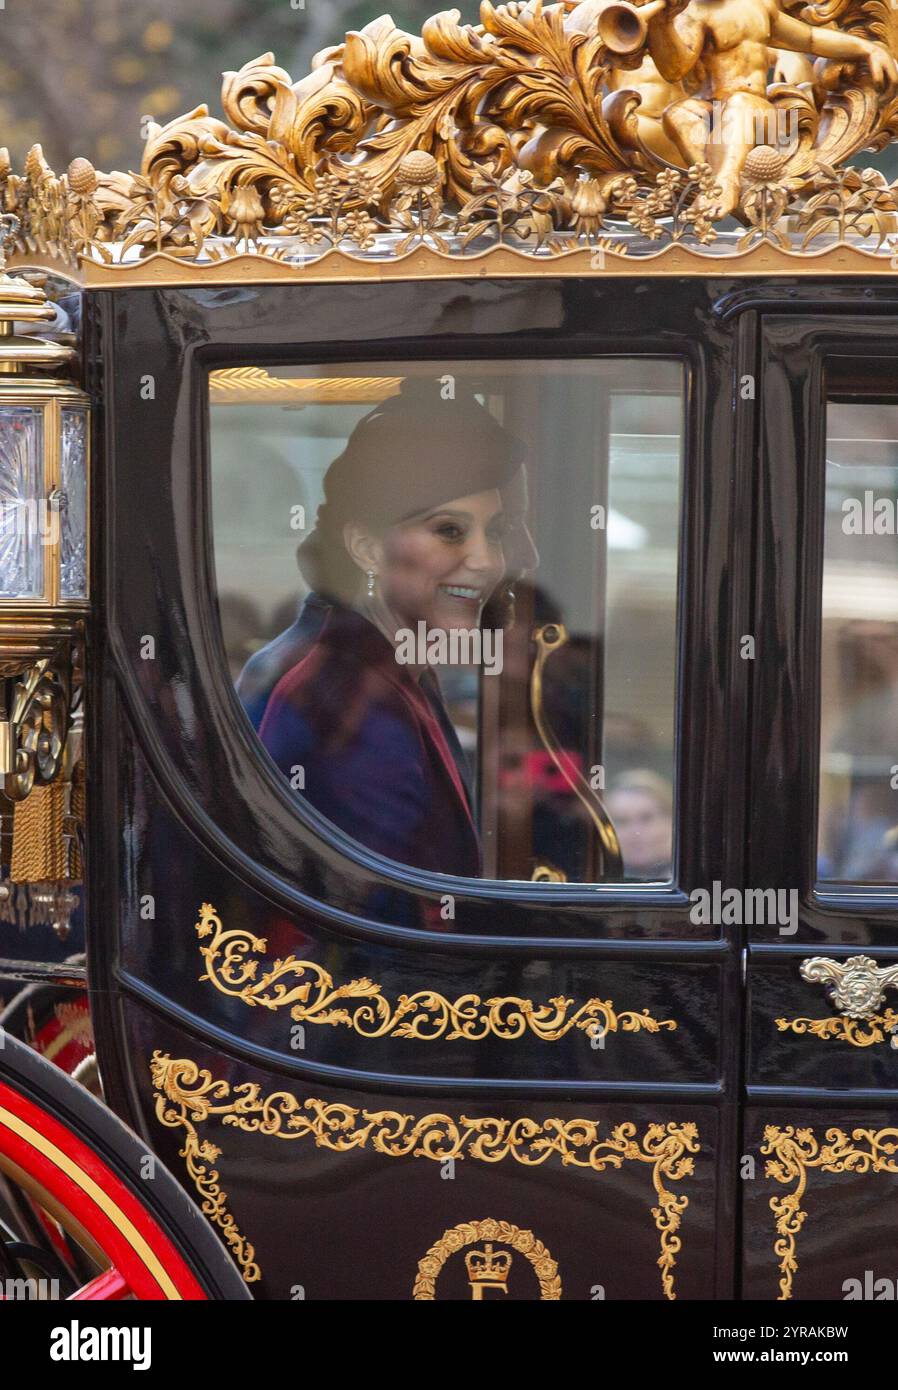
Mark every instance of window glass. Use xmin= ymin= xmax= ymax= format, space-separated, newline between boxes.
xmin=819 ymin=384 xmax=898 ymax=884
xmin=210 ymin=360 xmax=683 ymax=884
xmin=0 ymin=406 xmax=43 ymax=599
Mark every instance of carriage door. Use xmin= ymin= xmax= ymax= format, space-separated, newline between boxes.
xmin=88 ymin=278 xmax=747 ymax=1301
xmin=743 ymin=306 xmax=898 ymax=1300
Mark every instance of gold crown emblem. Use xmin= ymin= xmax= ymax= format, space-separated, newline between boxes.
xmin=465 ymin=1244 xmax=512 ymax=1284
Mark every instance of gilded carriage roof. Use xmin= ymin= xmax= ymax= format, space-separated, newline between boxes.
xmin=4 ymin=0 xmax=898 ymax=283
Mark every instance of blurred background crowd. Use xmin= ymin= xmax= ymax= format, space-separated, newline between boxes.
xmin=4 ymin=0 xmax=896 ymax=177
xmin=0 ymin=0 xmax=469 ymax=172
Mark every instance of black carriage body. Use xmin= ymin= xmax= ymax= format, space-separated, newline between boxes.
xmin=83 ymin=274 xmax=898 ymax=1300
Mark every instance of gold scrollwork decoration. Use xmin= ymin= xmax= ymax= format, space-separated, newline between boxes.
xmin=762 ymin=1125 xmax=898 ymax=1300
xmin=775 ymin=956 xmax=898 ymax=1048
xmin=196 ymin=902 xmax=677 ymax=1044
xmin=413 ymin=1218 xmax=561 ymax=1300
xmin=151 ymin=1056 xmax=261 ymax=1284
xmin=2 ymin=658 xmax=70 ymax=802
xmin=775 ymin=1010 xmax=898 ymax=1048
xmin=151 ymin=1050 xmax=700 ymax=1297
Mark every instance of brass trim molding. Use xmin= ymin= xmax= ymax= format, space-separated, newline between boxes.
xmin=209 ymin=368 xmax=405 ymax=406
xmin=150 ymin=1050 xmax=700 ymax=1297
xmin=5 ymin=3 xmax=898 ymax=282
xmin=762 ymin=1125 xmax=898 ymax=1300
xmin=776 ymin=956 xmax=898 ymax=1049
xmin=413 ymin=1218 xmax=561 ymax=1299
xmin=195 ymin=902 xmax=678 ymax=1044
xmin=11 ymin=240 xmax=898 ymax=288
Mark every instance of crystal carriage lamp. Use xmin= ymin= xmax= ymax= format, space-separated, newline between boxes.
xmin=0 ymin=215 xmax=88 ymax=927
xmin=0 ymin=224 xmax=88 ymax=615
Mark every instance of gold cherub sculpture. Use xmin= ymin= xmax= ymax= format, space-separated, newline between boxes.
xmin=643 ymin=0 xmax=897 ymax=215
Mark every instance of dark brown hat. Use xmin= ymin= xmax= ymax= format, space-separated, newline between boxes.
xmin=298 ymin=376 xmax=528 ymax=597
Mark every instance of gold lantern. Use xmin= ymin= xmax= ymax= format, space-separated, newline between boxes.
xmin=0 ymin=215 xmax=88 ymax=938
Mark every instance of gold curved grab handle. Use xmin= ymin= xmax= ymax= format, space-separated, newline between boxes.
xmin=529 ymin=622 xmax=623 ymax=881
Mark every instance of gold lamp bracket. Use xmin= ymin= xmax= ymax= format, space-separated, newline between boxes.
xmin=0 ymin=218 xmax=87 ymax=933
xmin=0 ymin=215 xmax=74 ymax=375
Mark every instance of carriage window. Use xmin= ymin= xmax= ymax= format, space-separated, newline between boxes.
xmin=210 ymin=360 xmax=682 ymax=885
xmin=819 ymin=379 xmax=898 ymax=885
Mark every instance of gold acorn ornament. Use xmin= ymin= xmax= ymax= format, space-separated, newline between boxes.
xmin=395 ymin=151 xmax=441 ymax=191
xmin=390 ymin=151 xmax=448 ymax=253
xmin=743 ymin=144 xmax=789 ymax=185
xmin=67 ymin=157 xmax=98 ymax=198
xmin=739 ymin=145 xmax=793 ymax=249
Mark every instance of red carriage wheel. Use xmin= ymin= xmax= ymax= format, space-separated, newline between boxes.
xmin=0 ymin=1031 xmax=249 ymax=1300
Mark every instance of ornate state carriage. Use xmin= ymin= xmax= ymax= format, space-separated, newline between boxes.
xmin=3 ymin=0 xmax=898 ymax=1302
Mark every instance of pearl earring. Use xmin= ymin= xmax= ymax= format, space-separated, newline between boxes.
xmin=366 ymin=570 xmax=376 ymax=597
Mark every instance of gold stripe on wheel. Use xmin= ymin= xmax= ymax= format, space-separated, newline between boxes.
xmin=0 ymin=1102 xmax=181 ymax=1299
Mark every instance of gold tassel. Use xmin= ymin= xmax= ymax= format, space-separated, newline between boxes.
xmin=10 ymin=782 xmax=69 ymax=882
xmin=69 ymin=759 xmax=85 ymax=880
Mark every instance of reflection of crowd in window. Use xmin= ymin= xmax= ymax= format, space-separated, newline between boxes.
xmin=820 ymin=620 xmax=898 ymax=882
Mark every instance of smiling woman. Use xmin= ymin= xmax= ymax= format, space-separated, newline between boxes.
xmin=210 ymin=358 xmax=683 ymax=891
xmin=247 ymin=378 xmax=522 ymax=880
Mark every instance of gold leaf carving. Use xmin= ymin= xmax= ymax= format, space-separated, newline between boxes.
xmin=151 ymin=1050 xmax=700 ymax=1297
xmin=195 ymin=902 xmax=678 ymax=1044
xmin=798 ymin=163 xmax=898 ymax=248
xmin=5 ymin=0 xmax=898 ymax=269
